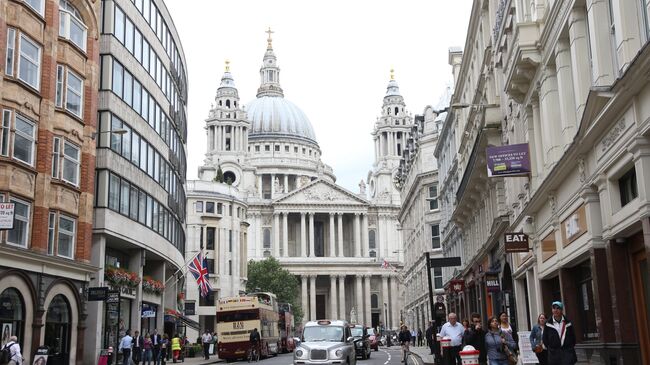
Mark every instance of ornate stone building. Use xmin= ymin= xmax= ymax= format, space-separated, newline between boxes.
xmin=187 ymin=32 xmax=404 ymax=337
xmin=436 ymin=0 xmax=650 ymax=363
xmin=0 ymin=0 xmax=100 ymax=363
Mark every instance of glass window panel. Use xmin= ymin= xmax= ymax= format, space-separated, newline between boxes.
xmin=55 ymin=65 xmax=64 ymax=107
xmin=62 ymin=141 xmax=80 ymax=185
xmin=146 ymin=195 xmax=153 ymax=227
xmin=25 ymin=0 xmax=44 ymax=15
xmin=122 ymin=124 xmax=131 ymax=160
xmin=7 ymin=199 xmax=29 ymax=247
xmin=130 ymin=186 xmax=138 ymax=220
xmin=5 ymin=28 xmax=15 ymax=76
xmin=112 ymin=60 xmax=123 ymax=97
xmin=120 ymin=180 xmax=130 ymax=215
xmin=2 ymin=110 xmax=12 ymax=156
xmin=57 ymin=216 xmax=75 ymax=259
xmin=13 ymin=114 xmax=35 ymax=165
xmin=133 ymin=80 xmax=141 ymax=114
xmin=48 ymin=212 xmax=56 ymax=255
xmin=69 ymin=17 xmax=86 ymax=51
xmin=139 ymin=139 xmax=147 ymax=170
xmin=110 ymin=115 xmax=122 ymax=153
xmin=18 ymin=34 xmax=40 ymax=89
xmin=109 ymin=173 xmax=120 ymax=210
xmin=131 ymin=133 xmax=140 ymax=165
xmin=125 ymin=18 xmax=134 ymax=53
xmin=114 ymin=6 xmax=125 ymax=43
xmin=65 ymin=70 xmax=83 ymax=116
xmin=134 ymin=30 xmax=142 ymax=63
xmin=123 ymin=71 xmax=133 ymax=107
xmin=138 ymin=190 xmax=146 ymax=224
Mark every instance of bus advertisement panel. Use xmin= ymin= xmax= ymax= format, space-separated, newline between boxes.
xmin=216 ymin=293 xmax=279 ymax=361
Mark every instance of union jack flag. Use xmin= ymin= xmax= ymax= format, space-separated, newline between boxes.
xmin=188 ymin=252 xmax=212 ymax=298
xmin=381 ymin=259 xmax=390 ymax=269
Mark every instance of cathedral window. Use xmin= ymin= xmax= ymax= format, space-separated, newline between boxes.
xmin=265 ymin=145 xmax=270 ymax=151
xmin=394 ymin=107 xmax=399 ymax=115
xmin=302 ymin=148 xmax=306 ymax=154
xmin=275 ymin=145 xmax=280 ymax=152
xmin=195 ymin=201 xmax=203 ymax=213
xmin=431 ymin=224 xmax=440 ymax=249
xmin=218 ymin=100 xmax=222 ymax=106
xmin=255 ymin=145 xmax=260 ymax=152
xmin=206 ymin=202 xmax=215 ymax=213
xmin=285 ymin=145 xmax=289 ymax=152
xmin=226 ymin=99 xmax=230 ymax=108
xmin=294 ymin=147 xmax=298 ymax=153
xmin=217 ymin=203 xmax=223 ymax=214
xmin=397 ymin=144 xmax=401 ymax=156
xmin=263 ymin=228 xmax=271 ymax=248
xmin=427 ymin=184 xmax=438 ymax=210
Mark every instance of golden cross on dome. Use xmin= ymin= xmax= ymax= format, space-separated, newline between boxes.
xmin=390 ymin=68 xmax=395 ymax=80
xmin=266 ymin=27 xmax=274 ymax=48
xmin=225 ymin=59 xmax=230 ymax=72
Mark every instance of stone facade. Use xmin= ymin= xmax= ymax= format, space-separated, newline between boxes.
xmin=435 ymin=0 xmax=650 ymax=363
xmin=0 ymin=0 xmax=100 ymax=363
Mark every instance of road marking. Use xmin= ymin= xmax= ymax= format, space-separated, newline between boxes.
xmin=380 ymin=349 xmax=391 ymax=365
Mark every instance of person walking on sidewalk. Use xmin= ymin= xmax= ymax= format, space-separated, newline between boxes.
xmin=417 ymin=328 xmax=423 ymax=346
xmin=530 ymin=313 xmax=548 ymax=365
xmin=542 ymin=302 xmax=577 ymax=365
xmin=463 ymin=313 xmax=486 ymax=365
xmin=202 ymin=331 xmax=212 ymax=360
xmin=485 ymin=316 xmax=516 ymax=365
xmin=133 ymin=330 xmax=144 ymax=365
xmin=439 ymin=313 xmax=464 ymax=365
xmin=151 ymin=329 xmax=161 ymax=365
xmin=425 ymin=321 xmax=435 ymax=355
xmin=398 ymin=325 xmax=412 ymax=363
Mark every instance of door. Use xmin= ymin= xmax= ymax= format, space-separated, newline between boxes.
xmin=44 ymin=295 xmax=71 ymax=365
xmin=316 ymin=295 xmax=326 ymax=320
xmin=631 ymin=251 xmax=650 ymax=365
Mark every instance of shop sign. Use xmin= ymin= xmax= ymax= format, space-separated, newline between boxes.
xmin=184 ymin=301 xmax=196 ymax=316
xmin=450 ymin=280 xmax=465 ymax=293
xmin=106 ymin=290 xmax=120 ymax=304
xmin=561 ymin=205 xmax=588 ymax=247
xmin=108 ymin=285 xmax=136 ymax=299
xmin=141 ymin=303 xmax=156 ymax=318
xmin=504 ymin=233 xmax=530 ymax=253
xmin=486 ymin=274 xmax=501 ymax=293
xmin=486 ymin=143 xmax=531 ymax=177
xmin=87 ymin=286 xmax=108 ymax=301
xmin=0 ymin=203 xmax=14 ymax=230
xmin=429 ymin=257 xmax=462 ymax=267
xmin=32 ymin=347 xmax=49 ymax=365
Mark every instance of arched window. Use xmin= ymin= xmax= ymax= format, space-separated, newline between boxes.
xmin=369 ymin=230 xmax=376 ymax=249
xmin=59 ymin=0 xmax=87 ymax=51
xmin=371 ymin=294 xmax=378 ymax=309
xmin=0 ymin=288 xmax=24 ymax=349
xmin=263 ymin=228 xmax=271 ymax=248
xmin=45 ymin=294 xmax=71 ymax=363
xmin=218 ymin=100 xmax=222 ymax=106
xmin=226 ymin=99 xmax=231 ymax=108
xmin=394 ymin=107 xmax=399 ymax=115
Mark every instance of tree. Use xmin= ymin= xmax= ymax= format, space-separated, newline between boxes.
xmin=247 ymin=257 xmax=303 ymax=323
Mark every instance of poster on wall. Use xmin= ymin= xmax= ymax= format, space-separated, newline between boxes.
xmin=486 ymin=143 xmax=531 ymax=177
xmin=32 ymin=347 xmax=49 ymax=365
xmin=1 ymin=323 xmax=12 ymax=348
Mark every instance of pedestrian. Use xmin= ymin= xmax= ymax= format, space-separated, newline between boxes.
xmin=485 ymin=316 xmax=516 ymax=365
xmin=202 ymin=330 xmax=212 ymax=359
xmin=119 ymin=329 xmax=134 ymax=365
xmin=398 ymin=325 xmax=412 ymax=363
xmin=542 ymin=301 xmax=577 ymax=365
xmin=462 ymin=313 xmax=486 ymax=365
xmin=462 ymin=319 xmax=470 ymax=330
xmin=151 ymin=329 xmax=161 ymax=365
xmin=143 ymin=334 xmax=153 ymax=365
xmin=171 ymin=333 xmax=181 ymax=363
xmin=530 ymin=313 xmax=548 ymax=365
xmin=498 ymin=311 xmax=519 ymax=348
xmin=1 ymin=335 xmax=23 ymax=365
xmin=417 ymin=328 xmax=423 ymax=346
xmin=158 ymin=334 xmax=169 ymax=365
xmin=410 ymin=328 xmax=416 ymax=346
xmin=133 ymin=330 xmax=144 ymax=365
xmin=425 ymin=321 xmax=435 ymax=355
xmin=439 ymin=312 xmax=464 ymax=365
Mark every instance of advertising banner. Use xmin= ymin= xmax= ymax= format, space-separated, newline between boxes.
xmin=504 ymin=233 xmax=530 ymax=253
xmin=486 ymin=143 xmax=531 ymax=177
xmin=450 ymin=280 xmax=465 ymax=293
xmin=486 ymin=274 xmax=500 ymax=293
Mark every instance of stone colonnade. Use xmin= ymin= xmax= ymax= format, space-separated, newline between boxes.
xmin=299 ymin=274 xmax=399 ymax=329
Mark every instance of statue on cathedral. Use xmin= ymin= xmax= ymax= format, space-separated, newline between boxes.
xmin=359 ymin=179 xmax=366 ymax=195
xmin=274 ymin=176 xmax=282 ymax=192
xmin=350 ymin=307 xmax=357 ymax=324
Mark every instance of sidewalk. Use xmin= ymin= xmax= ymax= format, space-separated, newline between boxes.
xmin=175 ymin=355 xmax=224 ymax=365
xmin=408 ymin=345 xmax=436 ymax=365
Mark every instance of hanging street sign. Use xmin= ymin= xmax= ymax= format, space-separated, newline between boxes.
xmin=429 ymin=257 xmax=462 ymax=267
xmin=504 ymin=232 xmax=530 ymax=253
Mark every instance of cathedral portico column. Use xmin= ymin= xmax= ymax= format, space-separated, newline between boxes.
xmin=284 ymin=175 xmax=288 ymax=194
xmin=337 ymin=213 xmax=344 ymax=257
xmin=338 ymin=275 xmax=346 ymax=320
xmin=309 ymin=213 xmax=315 ymax=257
xmin=390 ymin=276 xmax=399 ymax=329
xmin=301 ymin=213 xmax=307 ymax=257
xmin=379 ymin=134 xmax=385 ymax=157
xmin=354 ymin=213 xmax=361 ymax=257
xmin=273 ymin=212 xmax=280 ymax=257
xmin=258 ymin=175 xmax=263 ymax=198
xmin=382 ymin=275 xmax=389 ymax=326
xmin=222 ymin=126 xmax=226 ymax=151
xmin=301 ymin=275 xmax=308 ymax=323
xmin=282 ymin=212 xmax=289 ymax=257
xmin=363 ymin=275 xmax=371 ymax=328
xmin=362 ymin=213 xmax=369 ymax=257
xmin=271 ymin=173 xmax=276 ymax=198
xmin=310 ymin=275 xmax=317 ymax=321
xmin=330 ymin=275 xmax=338 ymax=319
xmin=355 ymin=275 xmax=363 ymax=324
xmin=329 ymin=213 xmax=336 ymax=257
xmin=255 ymin=214 xmax=262 ymax=258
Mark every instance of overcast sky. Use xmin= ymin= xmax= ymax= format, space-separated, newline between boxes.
xmin=165 ymin=0 xmax=473 ymax=192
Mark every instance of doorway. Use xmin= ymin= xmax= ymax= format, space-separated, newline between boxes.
xmin=316 ymin=295 xmax=326 ymax=320
xmin=44 ymin=295 xmax=71 ymax=365
xmin=631 ymin=250 xmax=650 ymax=365
xmin=315 ymin=222 xmax=324 ymax=257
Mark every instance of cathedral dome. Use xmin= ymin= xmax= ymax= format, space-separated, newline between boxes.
xmin=246 ymin=96 xmax=317 ymax=143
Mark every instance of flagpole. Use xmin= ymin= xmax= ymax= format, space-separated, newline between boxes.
xmin=164 ymin=250 xmax=209 ymax=287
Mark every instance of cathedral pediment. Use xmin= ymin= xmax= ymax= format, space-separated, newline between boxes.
xmin=273 ymin=179 xmax=369 ymax=206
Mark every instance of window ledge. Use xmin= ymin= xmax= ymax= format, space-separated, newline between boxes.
xmin=51 ymin=178 xmax=82 ymax=195
xmin=3 ymin=76 xmax=41 ymax=99
xmin=57 ymin=37 xmax=88 ymax=59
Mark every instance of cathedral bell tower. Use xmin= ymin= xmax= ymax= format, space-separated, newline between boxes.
xmin=199 ymin=60 xmax=249 ymax=185
xmin=367 ymin=69 xmax=414 ymax=203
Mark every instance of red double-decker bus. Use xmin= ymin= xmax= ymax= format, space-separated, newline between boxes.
xmin=216 ymin=292 xmax=279 ymax=361
xmin=278 ymin=302 xmax=295 ymax=353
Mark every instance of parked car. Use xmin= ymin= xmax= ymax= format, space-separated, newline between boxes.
xmin=366 ymin=328 xmax=378 ymax=351
xmin=350 ymin=325 xmax=371 ymax=360
xmin=293 ymin=320 xmax=357 ymax=365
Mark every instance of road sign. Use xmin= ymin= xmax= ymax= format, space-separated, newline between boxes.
xmin=88 ymin=287 xmax=108 ymax=301
xmin=0 ymin=202 xmax=15 ymax=230
xmin=429 ymin=257 xmax=462 ymax=267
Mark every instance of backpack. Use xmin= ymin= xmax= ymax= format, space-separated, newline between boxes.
xmin=0 ymin=342 xmax=15 ymax=364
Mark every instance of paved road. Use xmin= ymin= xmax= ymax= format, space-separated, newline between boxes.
xmin=236 ymin=346 xmax=422 ymax=365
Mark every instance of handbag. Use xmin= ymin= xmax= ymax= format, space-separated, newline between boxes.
xmin=500 ymin=332 xmax=518 ymax=365
xmin=533 ymin=344 xmax=543 ymax=353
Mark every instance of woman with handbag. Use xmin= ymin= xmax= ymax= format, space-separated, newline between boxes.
xmin=485 ymin=316 xmax=516 ymax=365
xmin=529 ymin=314 xmax=548 ymax=365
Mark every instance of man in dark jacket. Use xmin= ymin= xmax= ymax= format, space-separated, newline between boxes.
xmin=425 ymin=321 xmax=435 ymax=355
xmin=542 ymin=301 xmax=577 ymax=365
xmin=132 ymin=330 xmax=144 ymax=365
xmin=462 ymin=313 xmax=486 ymax=365
xmin=398 ymin=325 xmax=412 ymax=363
